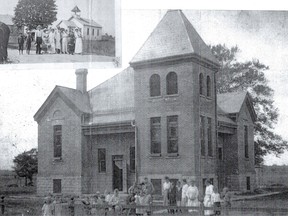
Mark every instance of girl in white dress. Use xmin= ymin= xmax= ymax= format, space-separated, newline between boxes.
xmin=204 ymin=179 xmax=214 ymax=216
xmin=74 ymin=28 xmax=83 ymax=54
xmin=62 ymin=29 xmax=68 ymax=54
xmin=49 ymin=29 xmax=56 ymax=54
xmin=186 ymin=177 xmax=199 ymax=213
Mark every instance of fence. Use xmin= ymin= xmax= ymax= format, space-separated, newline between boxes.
xmin=1 ymin=197 xmax=288 ymax=216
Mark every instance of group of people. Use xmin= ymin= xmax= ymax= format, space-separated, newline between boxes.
xmin=42 ymin=189 xmax=122 ymax=216
xmin=162 ymin=177 xmax=231 ymax=216
xmin=18 ymin=25 xmax=83 ymax=55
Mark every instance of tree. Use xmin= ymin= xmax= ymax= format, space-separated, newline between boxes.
xmin=13 ymin=148 xmax=38 ymax=186
xmin=210 ymin=44 xmax=288 ymax=165
xmin=13 ymin=0 xmax=57 ymax=30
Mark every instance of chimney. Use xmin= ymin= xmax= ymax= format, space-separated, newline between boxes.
xmin=75 ymin=68 xmax=88 ymax=93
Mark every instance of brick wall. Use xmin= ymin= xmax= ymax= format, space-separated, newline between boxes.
xmin=82 ymin=132 xmax=135 ymax=194
xmin=37 ymin=97 xmax=83 ymax=195
xmin=133 ymin=60 xmax=217 ymax=192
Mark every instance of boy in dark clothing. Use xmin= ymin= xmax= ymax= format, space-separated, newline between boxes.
xmin=26 ymin=31 xmax=32 ymax=54
xmin=18 ymin=33 xmax=25 ymax=54
xmin=168 ymin=182 xmax=177 ymax=214
xmin=67 ymin=31 xmax=75 ymax=55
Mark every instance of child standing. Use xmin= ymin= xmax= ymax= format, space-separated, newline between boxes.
xmin=18 ymin=33 xmax=25 ymax=55
xmin=52 ymin=195 xmax=62 ymax=216
xmin=42 ymin=197 xmax=53 ymax=216
xmin=211 ymin=187 xmax=221 ymax=215
xmin=26 ymin=31 xmax=32 ymax=54
xmin=168 ymin=182 xmax=177 ymax=214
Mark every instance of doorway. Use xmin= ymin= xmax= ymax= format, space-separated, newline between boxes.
xmin=112 ymin=155 xmax=123 ymax=191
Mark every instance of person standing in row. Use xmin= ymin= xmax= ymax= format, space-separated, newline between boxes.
xmin=204 ymin=179 xmax=214 ymax=216
xmin=74 ymin=28 xmax=83 ymax=54
xmin=49 ymin=28 xmax=56 ymax=54
xmin=186 ymin=178 xmax=199 ymax=214
xmin=35 ymin=25 xmax=43 ymax=54
xmin=176 ymin=180 xmax=182 ymax=212
xmin=55 ymin=27 xmax=61 ymax=54
xmin=181 ymin=179 xmax=189 ymax=209
xmin=17 ymin=32 xmax=25 ymax=55
xmin=163 ymin=176 xmax=171 ymax=210
xmin=62 ymin=29 xmax=68 ymax=54
xmin=26 ymin=31 xmax=32 ymax=54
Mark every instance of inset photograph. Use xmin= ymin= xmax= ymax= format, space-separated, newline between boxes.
xmin=0 ymin=0 xmax=120 ymax=66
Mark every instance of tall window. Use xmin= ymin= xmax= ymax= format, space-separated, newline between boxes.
xmin=97 ymin=29 xmax=100 ymax=36
xmin=207 ymin=76 xmax=211 ymax=97
xmin=199 ymin=73 xmax=204 ymax=95
xmin=167 ymin=115 xmax=178 ymax=154
xmin=53 ymin=179 xmax=61 ymax=193
xmin=87 ymin=28 xmax=90 ymax=35
xmin=151 ymin=117 xmax=161 ymax=154
xmin=53 ymin=125 xmax=62 ymax=158
xmin=246 ymin=176 xmax=251 ymax=190
xmin=207 ymin=117 xmax=213 ymax=157
xmin=150 ymin=74 xmax=161 ymax=97
xmin=98 ymin=148 xmax=106 ymax=172
xmin=200 ymin=116 xmax=205 ymax=156
xmin=130 ymin=147 xmax=135 ymax=172
xmin=244 ymin=126 xmax=249 ymax=158
xmin=166 ymin=72 xmax=178 ymax=95
xmin=92 ymin=28 xmax=95 ymax=36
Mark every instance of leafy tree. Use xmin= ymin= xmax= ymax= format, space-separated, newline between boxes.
xmin=13 ymin=148 xmax=38 ymax=186
xmin=210 ymin=44 xmax=288 ymax=165
xmin=13 ymin=0 xmax=57 ymax=30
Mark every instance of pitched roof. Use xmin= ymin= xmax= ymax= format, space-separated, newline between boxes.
xmin=57 ymin=86 xmax=91 ymax=113
xmin=88 ymin=67 xmax=134 ymax=113
xmin=130 ymin=10 xmax=219 ymax=66
xmin=57 ymin=20 xmax=77 ymax=28
xmin=217 ymin=91 xmax=247 ymax=114
xmin=34 ymin=86 xmax=92 ymax=122
xmin=69 ymin=16 xmax=102 ymax=28
xmin=0 ymin=14 xmax=13 ymax=25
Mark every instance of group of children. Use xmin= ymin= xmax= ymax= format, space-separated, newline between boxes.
xmin=41 ymin=189 xmax=122 ymax=216
xmin=17 ymin=26 xmax=82 ymax=56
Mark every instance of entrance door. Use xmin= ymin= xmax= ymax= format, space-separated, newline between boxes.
xmin=112 ymin=155 xmax=123 ymax=191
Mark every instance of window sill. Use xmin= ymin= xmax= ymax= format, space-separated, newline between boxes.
xmin=53 ymin=157 xmax=63 ymax=162
xmin=166 ymin=153 xmax=179 ymax=158
xmin=149 ymin=95 xmax=162 ymax=100
xmin=99 ymin=172 xmax=107 ymax=174
xmin=150 ymin=153 xmax=162 ymax=158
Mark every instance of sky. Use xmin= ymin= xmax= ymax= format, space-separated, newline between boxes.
xmin=0 ymin=0 xmax=116 ymax=36
xmin=1 ymin=1 xmax=288 ymax=169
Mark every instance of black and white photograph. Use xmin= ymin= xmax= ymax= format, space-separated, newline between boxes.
xmin=1 ymin=0 xmax=288 ymax=215
xmin=0 ymin=0 xmax=120 ymax=67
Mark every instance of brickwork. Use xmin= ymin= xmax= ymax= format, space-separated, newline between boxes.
xmin=37 ymin=96 xmax=83 ymax=195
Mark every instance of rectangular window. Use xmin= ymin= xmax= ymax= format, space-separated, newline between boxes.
xmin=92 ymin=28 xmax=95 ymax=36
xmin=200 ymin=116 xmax=205 ymax=156
xmin=87 ymin=28 xmax=90 ymax=35
xmin=53 ymin=179 xmax=61 ymax=193
xmin=218 ymin=147 xmax=223 ymax=160
xmin=167 ymin=115 xmax=178 ymax=154
xmin=97 ymin=29 xmax=100 ymax=36
xmin=151 ymin=117 xmax=161 ymax=154
xmin=151 ymin=179 xmax=162 ymax=195
xmin=53 ymin=125 xmax=62 ymax=158
xmin=130 ymin=147 xmax=135 ymax=172
xmin=98 ymin=148 xmax=106 ymax=173
xmin=246 ymin=176 xmax=251 ymax=190
xmin=207 ymin=117 xmax=213 ymax=157
xmin=244 ymin=126 xmax=249 ymax=158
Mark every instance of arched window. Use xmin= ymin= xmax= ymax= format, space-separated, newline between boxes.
xmin=149 ymin=74 xmax=161 ymax=97
xmin=199 ymin=73 xmax=204 ymax=95
xmin=166 ymin=72 xmax=178 ymax=95
xmin=207 ymin=75 xmax=211 ymax=97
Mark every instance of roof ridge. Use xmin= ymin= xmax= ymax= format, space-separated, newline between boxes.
xmin=178 ymin=10 xmax=194 ymax=54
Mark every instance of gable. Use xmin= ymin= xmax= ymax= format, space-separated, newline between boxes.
xmin=239 ymin=95 xmax=257 ymax=123
xmin=34 ymin=86 xmax=91 ymax=123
